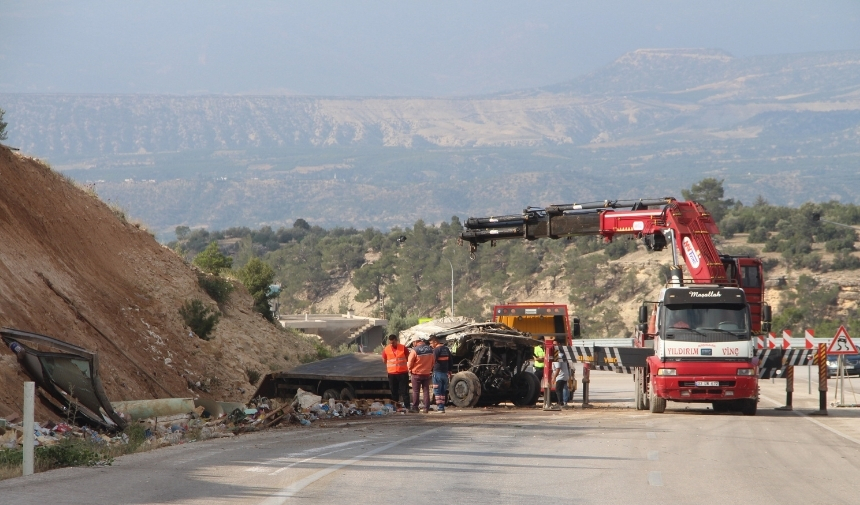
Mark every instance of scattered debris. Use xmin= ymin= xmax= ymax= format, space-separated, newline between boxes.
xmin=1 ymin=327 xmax=127 ymax=431
xmin=0 ymin=389 xmax=403 ymax=454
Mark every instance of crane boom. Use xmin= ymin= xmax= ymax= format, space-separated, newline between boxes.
xmin=461 ymin=197 xmax=728 ymax=285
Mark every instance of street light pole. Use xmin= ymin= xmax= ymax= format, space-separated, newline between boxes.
xmin=444 ymin=258 xmax=454 ymax=317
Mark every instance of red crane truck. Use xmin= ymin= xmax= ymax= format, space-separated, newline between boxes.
xmin=461 ymin=197 xmax=772 ymax=415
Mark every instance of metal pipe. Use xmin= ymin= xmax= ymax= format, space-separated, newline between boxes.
xmin=23 ymin=381 xmax=34 ymax=476
xmin=444 ymin=258 xmax=454 ymax=317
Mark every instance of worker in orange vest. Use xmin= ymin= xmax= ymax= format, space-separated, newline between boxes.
xmin=382 ymin=334 xmax=411 ymax=410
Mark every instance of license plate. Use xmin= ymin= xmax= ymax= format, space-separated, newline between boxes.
xmin=695 ymin=381 xmax=720 ymax=387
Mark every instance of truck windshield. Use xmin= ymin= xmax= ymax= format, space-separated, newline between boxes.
xmin=663 ymin=304 xmax=749 ymax=340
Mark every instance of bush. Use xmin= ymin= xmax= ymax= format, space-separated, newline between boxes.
xmin=825 ymin=237 xmax=856 ymax=253
xmin=747 ymin=227 xmax=769 ymax=243
xmin=193 ymin=242 xmax=233 ymax=274
xmin=832 ymin=252 xmax=860 ymax=270
xmin=179 ymin=298 xmax=220 ymax=340
xmin=762 ymin=258 xmax=779 ymax=272
xmin=245 ymin=367 xmax=261 ymax=385
xmin=604 ymin=239 xmax=638 ymax=260
xmin=197 ymin=273 xmax=234 ymax=304
xmin=0 ymin=107 xmax=7 ymax=141
xmin=36 ymin=438 xmax=113 ymax=468
xmin=237 ymin=258 xmax=276 ymax=321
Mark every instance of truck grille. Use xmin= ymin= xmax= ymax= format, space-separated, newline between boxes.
xmin=679 ymin=381 xmax=736 ymax=387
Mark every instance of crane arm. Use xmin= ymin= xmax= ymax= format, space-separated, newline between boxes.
xmin=460 ymin=197 xmax=728 ymax=284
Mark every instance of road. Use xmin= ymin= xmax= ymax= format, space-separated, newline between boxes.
xmin=2 ymin=369 xmax=860 ymax=505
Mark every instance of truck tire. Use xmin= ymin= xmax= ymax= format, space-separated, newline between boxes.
xmin=322 ymin=389 xmax=341 ymax=401
xmin=649 ymin=389 xmax=666 ymax=414
xmin=340 ymin=387 xmax=356 ymax=401
xmin=511 ymin=372 xmax=540 ymax=406
xmin=450 ymin=371 xmax=482 ymax=408
xmin=740 ymin=399 xmax=757 ymax=416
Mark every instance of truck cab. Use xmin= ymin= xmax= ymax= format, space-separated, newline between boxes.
xmin=642 ymin=286 xmax=759 ymax=415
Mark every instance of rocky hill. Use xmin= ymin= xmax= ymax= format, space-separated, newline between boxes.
xmin=0 ymin=146 xmax=315 ymax=420
xmin=2 ymin=48 xmax=860 ymax=235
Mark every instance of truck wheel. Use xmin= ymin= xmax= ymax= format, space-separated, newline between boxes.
xmin=322 ymin=389 xmax=341 ymax=401
xmin=511 ymin=372 xmax=540 ymax=406
xmin=649 ymin=389 xmax=666 ymax=414
xmin=740 ymin=399 xmax=757 ymax=416
xmin=450 ymin=371 xmax=482 ymax=408
xmin=712 ymin=401 xmax=730 ymax=413
xmin=340 ymin=388 xmax=356 ymax=401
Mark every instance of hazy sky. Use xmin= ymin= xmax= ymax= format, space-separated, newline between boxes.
xmin=1 ymin=1 xmax=858 ymax=96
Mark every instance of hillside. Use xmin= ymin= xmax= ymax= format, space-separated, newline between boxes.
xmin=2 ymin=48 xmax=860 ymax=236
xmin=0 ymin=146 xmax=315 ymax=420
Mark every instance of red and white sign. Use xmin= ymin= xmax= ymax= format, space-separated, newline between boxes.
xmin=756 ymin=335 xmax=765 ymax=350
xmin=782 ymin=330 xmax=792 ymax=349
xmin=805 ymin=329 xmax=815 ymax=349
xmin=682 ymin=237 xmax=701 ymax=269
xmin=827 ymin=326 xmax=858 ymax=355
xmin=767 ymin=332 xmax=778 ymax=349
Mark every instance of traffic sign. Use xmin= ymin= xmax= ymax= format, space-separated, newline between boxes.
xmin=767 ymin=332 xmax=778 ymax=349
xmin=782 ymin=329 xmax=792 ymax=349
xmin=804 ymin=329 xmax=814 ymax=349
xmin=827 ymin=326 xmax=858 ymax=355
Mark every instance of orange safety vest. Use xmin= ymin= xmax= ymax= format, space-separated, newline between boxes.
xmin=382 ymin=343 xmax=408 ymax=374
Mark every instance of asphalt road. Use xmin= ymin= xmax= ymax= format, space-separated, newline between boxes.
xmin=2 ymin=370 xmax=860 ymax=505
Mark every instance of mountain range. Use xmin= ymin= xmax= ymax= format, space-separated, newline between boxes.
xmin=2 ymin=48 xmax=859 ymax=236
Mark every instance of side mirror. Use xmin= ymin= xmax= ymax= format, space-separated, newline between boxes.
xmin=761 ymin=304 xmax=772 ymax=333
xmin=638 ymin=305 xmax=648 ymax=325
xmin=571 ymin=317 xmax=581 ymax=339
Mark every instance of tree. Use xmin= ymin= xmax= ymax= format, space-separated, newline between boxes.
xmin=193 ymin=241 xmax=233 ymax=274
xmin=0 ymin=107 xmax=7 ymax=141
xmin=682 ymin=178 xmax=736 ymax=222
xmin=238 ymin=257 xmax=277 ymax=321
xmin=179 ymin=298 xmax=220 ymax=340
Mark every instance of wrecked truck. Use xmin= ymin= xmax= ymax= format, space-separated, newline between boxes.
xmin=256 ymin=318 xmax=542 ymax=408
xmin=400 ymin=318 xmax=542 ymax=407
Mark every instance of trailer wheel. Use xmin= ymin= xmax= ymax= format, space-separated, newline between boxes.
xmin=450 ymin=371 xmax=482 ymax=408
xmin=340 ymin=388 xmax=356 ymax=401
xmin=511 ymin=372 xmax=540 ymax=406
xmin=649 ymin=389 xmax=666 ymax=414
xmin=322 ymin=389 xmax=341 ymax=401
xmin=740 ymin=399 xmax=757 ymax=416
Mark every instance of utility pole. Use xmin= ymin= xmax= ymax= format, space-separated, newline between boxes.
xmin=444 ymin=258 xmax=454 ymax=317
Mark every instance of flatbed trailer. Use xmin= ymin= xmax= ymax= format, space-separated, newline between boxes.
xmin=254 ymin=353 xmax=391 ymax=402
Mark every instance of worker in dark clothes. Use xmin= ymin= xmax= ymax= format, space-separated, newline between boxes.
xmin=381 ymin=334 xmax=411 ymax=410
xmin=429 ymin=335 xmax=452 ymax=413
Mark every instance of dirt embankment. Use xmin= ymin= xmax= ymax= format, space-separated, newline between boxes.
xmin=0 ymin=147 xmax=314 ymax=420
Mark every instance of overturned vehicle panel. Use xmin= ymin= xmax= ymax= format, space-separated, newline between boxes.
xmin=402 ymin=318 xmax=542 ymax=407
xmin=1 ymin=327 xmax=126 ymax=431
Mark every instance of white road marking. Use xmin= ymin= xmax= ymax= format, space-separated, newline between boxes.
xmin=259 ymin=427 xmax=440 ymax=505
xmin=648 ymin=471 xmax=663 ymax=486
xmin=760 ymin=394 xmax=860 ymax=446
xmin=245 ymin=440 xmax=367 ymax=473
xmin=268 ymin=447 xmax=354 ymax=476
xmin=646 ymin=432 xmax=656 ymax=439
xmin=647 ymin=451 xmax=659 ymax=461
